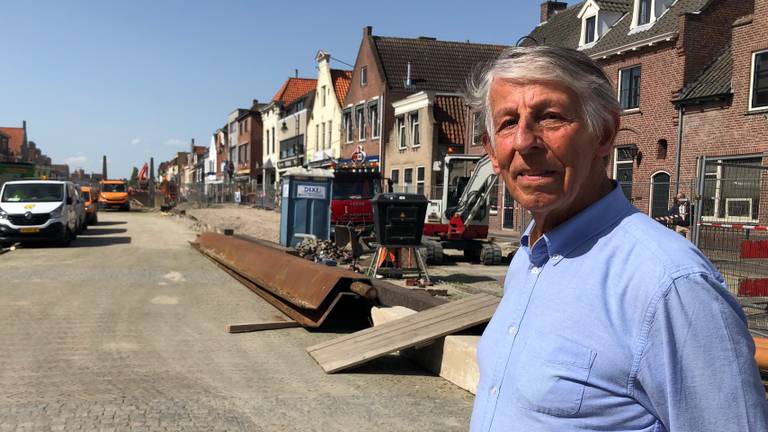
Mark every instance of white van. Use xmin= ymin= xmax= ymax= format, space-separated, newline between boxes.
xmin=0 ymin=180 xmax=80 ymax=246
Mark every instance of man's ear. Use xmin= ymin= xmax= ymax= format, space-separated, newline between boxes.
xmin=595 ymin=112 xmax=619 ymax=159
xmin=481 ymin=134 xmax=501 ymax=175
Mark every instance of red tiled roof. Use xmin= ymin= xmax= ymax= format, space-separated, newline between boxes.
xmin=193 ymin=146 xmax=206 ymax=156
xmin=0 ymin=127 xmax=24 ymax=155
xmin=434 ymin=95 xmax=468 ymax=146
xmin=330 ymin=69 xmax=352 ymax=106
xmin=272 ymin=77 xmax=318 ymax=106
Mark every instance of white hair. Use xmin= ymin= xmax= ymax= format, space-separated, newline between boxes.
xmin=467 ymin=46 xmax=619 ymax=148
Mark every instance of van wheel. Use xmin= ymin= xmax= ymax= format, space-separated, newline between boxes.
xmin=60 ymin=228 xmax=73 ymax=246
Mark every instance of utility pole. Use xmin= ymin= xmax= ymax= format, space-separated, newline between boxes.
xmin=149 ymin=157 xmax=155 ymax=208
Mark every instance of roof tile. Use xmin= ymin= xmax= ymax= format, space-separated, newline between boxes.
xmin=272 ymin=77 xmax=318 ymax=106
xmin=330 ymin=69 xmax=352 ymax=106
xmin=434 ymin=95 xmax=467 ymax=146
xmin=372 ymin=37 xmax=507 ymax=93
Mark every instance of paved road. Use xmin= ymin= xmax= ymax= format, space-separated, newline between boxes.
xmin=0 ymin=211 xmax=473 ymax=431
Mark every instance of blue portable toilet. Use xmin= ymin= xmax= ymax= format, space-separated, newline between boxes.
xmin=279 ymin=167 xmax=334 ymax=247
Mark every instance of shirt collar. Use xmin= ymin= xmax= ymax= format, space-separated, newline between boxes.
xmin=520 ymin=183 xmax=634 ymax=266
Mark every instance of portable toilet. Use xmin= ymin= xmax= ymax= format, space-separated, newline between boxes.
xmin=279 ymin=167 xmax=334 ymax=247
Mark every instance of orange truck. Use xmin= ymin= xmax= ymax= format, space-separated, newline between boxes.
xmin=98 ymin=180 xmax=130 ymax=211
xmin=80 ymin=185 xmax=98 ymax=224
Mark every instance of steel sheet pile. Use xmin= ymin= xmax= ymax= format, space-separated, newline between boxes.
xmin=191 ymin=232 xmax=377 ymax=327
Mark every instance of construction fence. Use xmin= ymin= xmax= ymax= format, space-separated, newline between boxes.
xmin=179 ymin=180 xmax=277 ymax=210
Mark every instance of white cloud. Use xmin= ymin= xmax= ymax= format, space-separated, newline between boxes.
xmin=164 ymin=139 xmax=186 ymax=147
xmin=130 ymin=138 xmax=142 ymax=145
xmin=64 ymin=155 xmax=88 ymax=165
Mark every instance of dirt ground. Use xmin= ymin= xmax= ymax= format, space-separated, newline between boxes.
xmin=171 ymin=204 xmax=512 ymax=299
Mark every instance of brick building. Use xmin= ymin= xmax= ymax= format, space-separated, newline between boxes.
xmin=235 ymin=100 xmax=266 ymax=185
xmin=480 ymin=0 xmax=758 ymax=233
xmin=344 ymin=26 xmax=505 ymax=178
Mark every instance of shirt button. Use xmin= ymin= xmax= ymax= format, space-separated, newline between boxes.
xmin=552 ymin=254 xmax=562 ymax=260
xmin=508 ymin=326 xmax=517 ymax=336
xmin=490 ymin=386 xmax=498 ymax=396
xmin=531 ymin=267 xmax=540 ymax=274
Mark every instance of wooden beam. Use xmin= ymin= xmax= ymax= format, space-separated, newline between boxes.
xmin=226 ymin=320 xmax=300 ymax=333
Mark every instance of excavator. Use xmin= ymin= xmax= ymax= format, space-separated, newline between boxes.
xmin=421 ymin=154 xmax=504 ymax=265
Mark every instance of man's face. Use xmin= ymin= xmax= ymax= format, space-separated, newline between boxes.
xmin=484 ymin=79 xmax=612 ymax=218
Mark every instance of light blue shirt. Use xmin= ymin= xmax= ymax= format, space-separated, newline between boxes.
xmin=470 ymin=185 xmax=767 ymax=431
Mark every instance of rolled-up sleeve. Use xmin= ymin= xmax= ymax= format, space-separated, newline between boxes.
xmin=632 ymin=272 xmax=768 ymax=431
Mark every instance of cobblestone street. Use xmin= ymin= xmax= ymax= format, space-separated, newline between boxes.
xmin=0 ymin=211 xmax=474 ymax=431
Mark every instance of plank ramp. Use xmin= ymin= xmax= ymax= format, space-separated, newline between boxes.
xmin=306 ymin=294 xmax=499 ymax=373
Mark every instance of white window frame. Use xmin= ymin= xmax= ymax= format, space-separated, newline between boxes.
xmin=410 ymin=111 xmax=420 ymax=148
xmin=397 ymin=116 xmax=407 ymax=150
xmin=416 ymin=166 xmax=425 ymax=196
xmin=725 ymin=198 xmax=753 ymax=219
xmin=356 ymin=104 xmax=366 ymax=141
xmin=618 ymin=66 xmax=641 ymax=112
xmin=648 ymin=170 xmax=671 ymax=217
xmin=748 ymin=49 xmax=768 ymax=112
xmin=343 ymin=110 xmax=353 ymax=143
xmin=315 ymin=124 xmax=319 ymax=151
xmin=403 ymin=167 xmax=413 ymax=193
xmin=321 ymin=122 xmax=326 ymax=149
xmin=701 ymin=155 xmax=762 ymax=223
xmin=321 ymin=85 xmax=327 ymax=107
xmin=368 ymin=100 xmax=380 ymax=139
xmin=327 ymin=120 xmax=332 ymax=149
xmin=471 ymin=111 xmax=483 ymax=146
xmin=391 ymin=168 xmax=400 ymax=191
xmin=361 ymin=65 xmax=368 ymax=86
xmin=583 ymin=15 xmax=597 ymax=45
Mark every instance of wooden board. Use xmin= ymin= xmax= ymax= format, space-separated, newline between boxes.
xmin=227 ymin=320 xmax=299 ymax=333
xmin=306 ymin=294 xmax=499 ymax=373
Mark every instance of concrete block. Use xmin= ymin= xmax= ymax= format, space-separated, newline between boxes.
xmin=370 ymin=306 xmax=480 ymax=394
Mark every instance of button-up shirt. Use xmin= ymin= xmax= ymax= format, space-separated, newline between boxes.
xmin=470 ymin=185 xmax=767 ymax=431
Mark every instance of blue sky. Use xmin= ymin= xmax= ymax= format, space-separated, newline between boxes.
xmin=0 ymin=0 xmax=541 ymax=178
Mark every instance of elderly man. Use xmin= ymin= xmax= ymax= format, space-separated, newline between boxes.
xmin=468 ymin=46 xmax=767 ymax=431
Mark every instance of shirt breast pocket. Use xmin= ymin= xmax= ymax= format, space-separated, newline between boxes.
xmin=511 ymin=334 xmax=596 ymax=417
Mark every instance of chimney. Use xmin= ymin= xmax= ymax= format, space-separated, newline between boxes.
xmin=540 ymin=1 xmax=567 ymax=23
xmin=363 ymin=26 xmax=372 ymax=37
xmin=102 ymin=155 xmax=108 ymax=180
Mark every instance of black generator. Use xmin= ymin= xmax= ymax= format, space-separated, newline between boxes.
xmin=371 ymin=193 xmax=428 ymax=247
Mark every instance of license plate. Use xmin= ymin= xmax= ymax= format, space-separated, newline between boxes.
xmin=20 ymin=228 xmax=40 ymax=233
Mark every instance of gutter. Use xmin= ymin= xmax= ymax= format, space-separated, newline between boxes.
xmin=589 ymin=31 xmax=677 ymax=59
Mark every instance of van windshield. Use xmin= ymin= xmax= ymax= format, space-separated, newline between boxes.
xmin=102 ymin=183 xmax=126 ymax=193
xmin=2 ymin=184 xmax=64 ymax=202
xmin=81 ymin=191 xmax=90 ymax=201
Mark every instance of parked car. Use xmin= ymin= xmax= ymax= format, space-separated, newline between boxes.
xmin=0 ymin=180 xmax=80 ymax=246
xmin=80 ymin=185 xmax=98 ymax=225
xmin=73 ymin=184 xmax=87 ymax=233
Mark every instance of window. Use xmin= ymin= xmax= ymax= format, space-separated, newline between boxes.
xmin=584 ymin=16 xmax=596 ymax=44
xmin=265 ymin=130 xmax=270 ymax=154
xmin=321 ymin=122 xmax=326 ymax=149
xmin=356 ymin=105 xmax=366 ymax=141
xmin=404 ymin=168 xmax=413 ymax=193
xmin=368 ymin=100 xmax=380 ymax=138
xmin=244 ymin=119 xmax=248 ymax=133
xmin=750 ymin=50 xmax=768 ymax=110
xmin=321 ymin=85 xmax=327 ymax=107
xmin=702 ymin=157 xmax=762 ymax=221
xmin=327 ymin=120 xmax=332 ymax=149
xmin=614 ymin=146 xmax=634 ymax=201
xmin=391 ymin=169 xmax=399 ymax=191
xmin=271 ymin=127 xmax=275 ymax=154
xmin=417 ymin=166 xmax=425 ymax=196
xmin=637 ymin=0 xmax=651 ymax=25
xmin=315 ymin=124 xmax=319 ymax=150
xmin=361 ymin=66 xmax=368 ymax=86
xmin=410 ymin=112 xmax=420 ymax=147
xmin=397 ymin=116 xmax=406 ymax=149
xmin=472 ymin=112 xmax=483 ymax=146
xmin=343 ymin=109 xmax=353 ymax=143
xmin=619 ymin=66 xmax=641 ymax=110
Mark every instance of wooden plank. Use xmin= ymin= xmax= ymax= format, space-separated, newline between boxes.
xmin=227 ymin=320 xmax=300 ymax=333
xmin=306 ymin=294 xmax=499 ymax=373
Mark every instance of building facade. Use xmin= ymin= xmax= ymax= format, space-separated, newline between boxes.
xmin=306 ymin=51 xmax=351 ymax=169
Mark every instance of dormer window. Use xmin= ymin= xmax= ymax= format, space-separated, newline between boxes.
xmin=584 ymin=16 xmax=597 ymax=44
xmin=577 ymin=0 xmax=625 ymax=48
xmin=631 ymin=0 xmax=673 ymax=31
xmin=637 ymin=0 xmax=651 ymax=25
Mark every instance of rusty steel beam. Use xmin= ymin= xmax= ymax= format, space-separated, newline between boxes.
xmin=191 ymin=232 xmax=377 ymax=327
